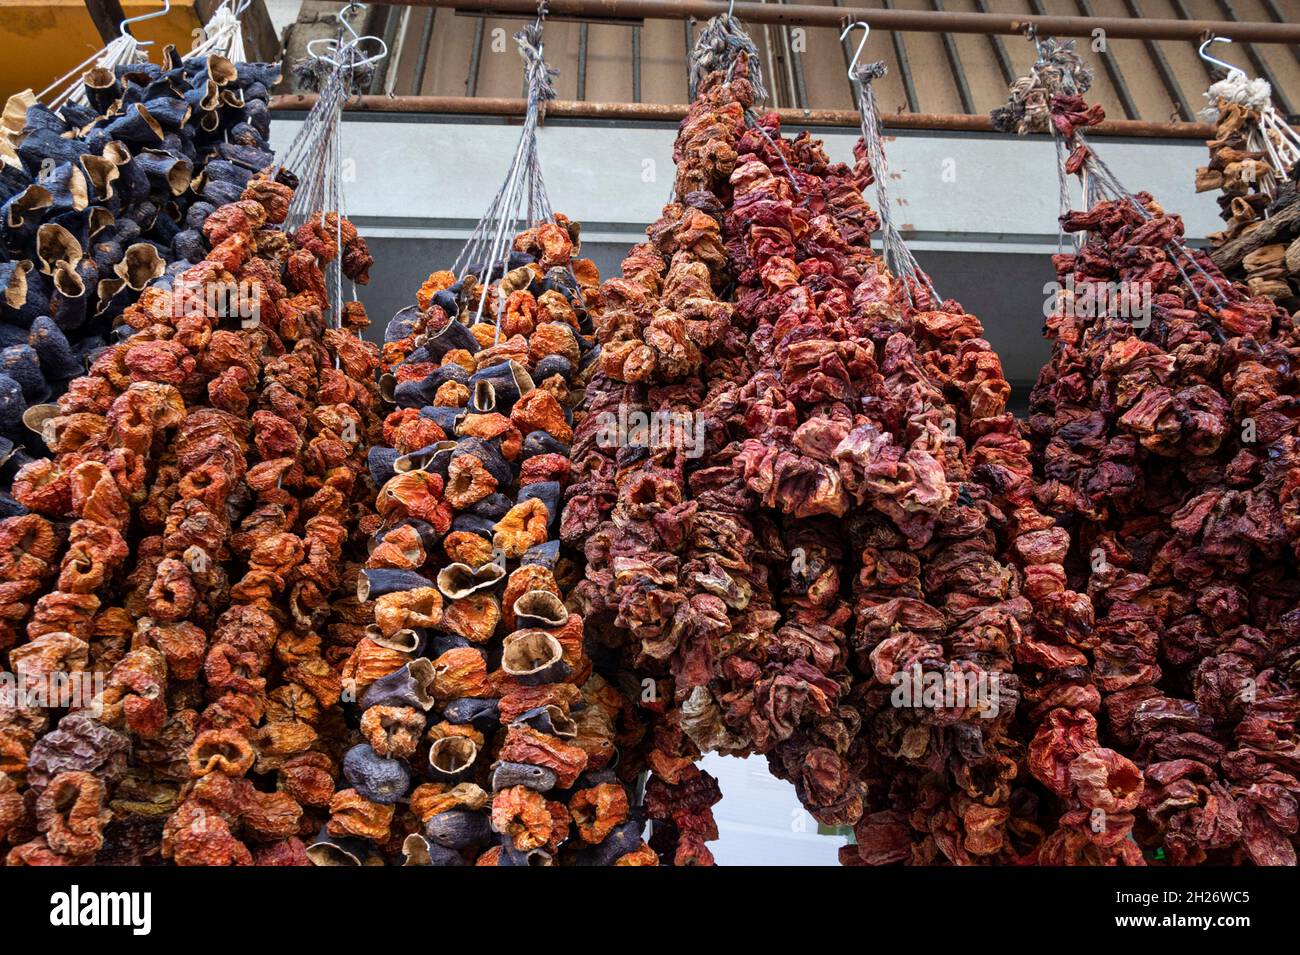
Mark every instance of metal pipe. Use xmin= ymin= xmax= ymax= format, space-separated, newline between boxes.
xmin=833 ymin=0 xmax=853 ymax=92
xmin=632 ymin=25 xmax=642 ymax=102
xmin=466 ymin=15 xmax=485 ymax=95
xmin=780 ymin=0 xmax=808 ymax=109
xmin=577 ymin=21 xmax=588 ymax=99
xmin=417 ymin=0 xmax=1300 ymax=43
xmin=374 ymin=6 xmax=407 ymax=95
xmin=269 ymin=92 xmax=1217 ymax=136
xmin=413 ymin=8 xmax=436 ymax=94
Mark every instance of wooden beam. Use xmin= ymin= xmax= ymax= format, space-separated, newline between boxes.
xmin=83 ymin=0 xmax=129 ymax=44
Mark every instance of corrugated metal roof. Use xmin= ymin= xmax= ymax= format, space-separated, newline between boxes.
xmin=367 ymin=0 xmax=1300 ymax=122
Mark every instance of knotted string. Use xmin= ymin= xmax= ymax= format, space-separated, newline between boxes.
xmin=688 ymin=12 xmax=768 ymax=104
xmin=852 ymin=61 xmax=940 ymax=309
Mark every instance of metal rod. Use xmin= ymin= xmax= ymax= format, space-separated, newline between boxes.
xmin=412 ymin=0 xmax=1300 ymax=43
xmin=760 ymin=15 xmax=783 ymax=107
xmin=972 ymin=0 xmax=1013 ymax=86
xmin=373 ymin=5 xmax=404 ymax=94
xmin=391 ymin=7 xmax=414 ymax=95
xmin=1120 ymin=0 xmax=1193 ymax=121
xmin=413 ymin=7 xmax=436 ymax=93
xmin=1214 ymin=0 xmax=1294 ymax=116
xmin=270 ymin=91 xmax=1218 ymax=136
xmin=881 ymin=0 xmax=919 ymax=113
xmin=931 ymin=0 xmax=974 ymax=114
xmin=779 ymin=0 xmax=807 ymax=109
xmin=1076 ymin=0 xmax=1138 ymax=120
xmin=833 ymin=0 xmax=853 ymax=98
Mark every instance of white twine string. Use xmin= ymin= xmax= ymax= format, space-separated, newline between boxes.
xmin=1199 ymin=72 xmax=1300 ymax=203
xmin=188 ymin=0 xmax=251 ymax=63
xmin=40 ymin=35 xmax=150 ymax=111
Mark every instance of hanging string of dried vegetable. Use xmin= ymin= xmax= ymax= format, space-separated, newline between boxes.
xmin=350 ymin=4 xmax=660 ymax=866
xmin=0 ymin=1 xmax=381 ymax=865
xmin=563 ymin=18 xmax=780 ymax=865
xmin=707 ymin=54 xmax=1048 ymax=862
xmin=278 ymin=3 xmax=384 ymax=341
xmin=995 ymin=36 xmax=1300 ymax=866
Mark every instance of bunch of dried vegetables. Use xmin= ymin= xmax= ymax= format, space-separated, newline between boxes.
xmin=340 ymin=11 xmax=662 ymax=866
xmin=1 ymin=39 xmax=280 ymax=497
xmin=996 ymin=38 xmax=1300 ymax=866
xmin=0 ymin=167 xmax=381 ymax=865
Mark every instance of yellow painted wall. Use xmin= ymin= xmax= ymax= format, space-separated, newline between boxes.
xmin=1 ymin=0 xmax=203 ymax=103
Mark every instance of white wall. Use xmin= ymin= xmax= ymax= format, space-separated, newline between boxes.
xmin=269 ymin=115 xmax=1222 ymax=250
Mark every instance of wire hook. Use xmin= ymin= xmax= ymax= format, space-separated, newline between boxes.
xmin=120 ymin=0 xmax=172 ymax=45
xmin=840 ymin=21 xmax=869 ymax=82
xmin=1198 ymin=36 xmax=1246 ymax=82
xmin=727 ymin=0 xmax=736 ymax=19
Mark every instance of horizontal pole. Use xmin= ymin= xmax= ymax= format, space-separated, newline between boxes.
xmin=414 ymin=0 xmax=1300 ymax=43
xmin=269 ymin=93 xmax=1215 ymax=138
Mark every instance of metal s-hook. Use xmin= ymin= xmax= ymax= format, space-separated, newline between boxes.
xmin=840 ymin=21 xmax=869 ymax=82
xmin=727 ymin=0 xmax=736 ymax=19
xmin=120 ymin=0 xmax=172 ymax=45
xmin=1199 ymin=36 xmax=1246 ymax=82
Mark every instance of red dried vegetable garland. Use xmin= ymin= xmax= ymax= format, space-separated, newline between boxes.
xmin=717 ymin=105 xmax=1042 ymax=862
xmin=0 ymin=171 xmax=383 ymax=866
xmin=561 ymin=58 xmax=777 ymax=866
xmin=997 ymin=40 xmax=1300 ymax=866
